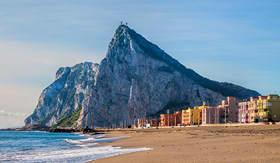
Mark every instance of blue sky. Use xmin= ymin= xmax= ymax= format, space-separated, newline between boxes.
xmin=0 ymin=0 xmax=279 ymax=128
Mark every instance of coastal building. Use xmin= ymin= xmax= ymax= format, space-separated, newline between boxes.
xmin=148 ymin=119 xmax=160 ymax=127
xmin=257 ymin=95 xmax=280 ymax=122
xmin=167 ymin=111 xmax=182 ymax=126
xmin=192 ymin=106 xmax=202 ymax=125
xmin=137 ymin=118 xmax=159 ymax=128
xmin=202 ymin=106 xmax=220 ymax=124
xmin=160 ymin=111 xmax=182 ymax=126
xmin=137 ymin=118 xmax=146 ymax=128
xmin=257 ymin=96 xmax=268 ymax=122
xmin=160 ymin=114 xmax=169 ymax=127
xmin=173 ymin=111 xmax=182 ymax=126
xmin=202 ymin=97 xmax=238 ymax=124
xmin=265 ymin=95 xmax=280 ymax=122
xmin=182 ymin=109 xmax=192 ymax=126
xmin=238 ymin=101 xmax=249 ymax=123
xmin=218 ymin=97 xmax=239 ymax=123
xmin=238 ymin=95 xmax=280 ymax=123
xmin=248 ymin=97 xmax=258 ymax=123
xmin=181 ymin=107 xmax=202 ymax=125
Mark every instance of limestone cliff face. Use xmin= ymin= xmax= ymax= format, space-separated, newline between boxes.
xmin=26 ymin=25 xmax=260 ymax=128
xmin=78 ymin=25 xmax=259 ymax=128
xmin=25 ymin=62 xmax=98 ymax=127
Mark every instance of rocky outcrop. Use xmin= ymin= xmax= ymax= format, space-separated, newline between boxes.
xmin=78 ymin=25 xmax=260 ymax=128
xmin=25 ymin=25 xmax=260 ymax=128
xmin=25 ymin=62 xmax=98 ymax=127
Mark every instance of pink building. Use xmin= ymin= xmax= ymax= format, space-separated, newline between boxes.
xmin=202 ymin=97 xmax=238 ymax=124
xmin=202 ymin=106 xmax=220 ymax=124
xmin=238 ymin=101 xmax=248 ymax=123
xmin=219 ymin=97 xmax=239 ymax=123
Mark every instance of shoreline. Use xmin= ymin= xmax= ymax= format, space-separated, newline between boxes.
xmin=1 ymin=122 xmax=275 ymax=133
xmin=90 ymin=124 xmax=280 ymax=163
xmin=2 ymin=124 xmax=280 ymax=162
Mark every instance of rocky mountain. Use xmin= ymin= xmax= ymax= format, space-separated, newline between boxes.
xmin=25 ymin=62 xmax=98 ymax=127
xmin=25 ymin=25 xmax=260 ymax=128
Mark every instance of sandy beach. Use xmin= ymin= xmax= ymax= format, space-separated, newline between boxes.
xmin=92 ymin=124 xmax=280 ymax=163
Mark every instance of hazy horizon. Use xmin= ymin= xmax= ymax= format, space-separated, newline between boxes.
xmin=0 ymin=0 xmax=279 ymax=128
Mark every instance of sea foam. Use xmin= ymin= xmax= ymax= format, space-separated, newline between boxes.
xmin=9 ymin=145 xmax=151 ymax=163
xmin=0 ymin=131 xmax=151 ymax=163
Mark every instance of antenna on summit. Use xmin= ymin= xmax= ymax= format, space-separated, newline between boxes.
xmin=120 ymin=21 xmax=123 ymax=25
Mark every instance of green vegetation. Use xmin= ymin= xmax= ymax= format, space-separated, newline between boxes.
xmin=51 ymin=109 xmax=81 ymax=128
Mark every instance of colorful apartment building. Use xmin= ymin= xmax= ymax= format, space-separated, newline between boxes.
xmin=159 ymin=95 xmax=280 ymax=127
xmin=202 ymin=97 xmax=238 ymax=124
xmin=145 ymin=119 xmax=160 ymax=127
xmin=173 ymin=111 xmax=182 ymax=126
xmin=160 ymin=114 xmax=169 ymax=127
xmin=221 ymin=97 xmax=239 ymax=123
xmin=181 ymin=106 xmax=202 ymax=125
xmin=248 ymin=97 xmax=258 ymax=123
xmin=238 ymin=95 xmax=280 ymax=123
xmin=192 ymin=106 xmax=203 ymax=125
xmin=137 ymin=118 xmax=146 ymax=128
xmin=239 ymin=98 xmax=258 ymax=123
xmin=160 ymin=111 xmax=182 ymax=126
xmin=257 ymin=96 xmax=268 ymax=122
xmin=137 ymin=118 xmax=160 ymax=128
xmin=238 ymin=101 xmax=249 ymax=123
xmin=257 ymin=95 xmax=280 ymax=122
xmin=141 ymin=95 xmax=279 ymax=128
xmin=182 ymin=109 xmax=192 ymax=126
xmin=202 ymin=106 xmax=220 ymax=124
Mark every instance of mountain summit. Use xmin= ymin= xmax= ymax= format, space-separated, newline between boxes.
xmin=25 ymin=25 xmax=260 ymax=128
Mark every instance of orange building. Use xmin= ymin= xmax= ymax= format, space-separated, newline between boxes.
xmin=160 ymin=111 xmax=182 ymax=127
xmin=160 ymin=114 xmax=169 ymax=127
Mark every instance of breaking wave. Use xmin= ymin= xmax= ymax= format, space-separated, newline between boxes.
xmin=0 ymin=131 xmax=151 ymax=163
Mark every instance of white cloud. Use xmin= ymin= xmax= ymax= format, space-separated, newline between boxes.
xmin=0 ymin=109 xmax=29 ymax=129
xmin=0 ymin=84 xmax=40 ymax=113
xmin=0 ymin=109 xmax=28 ymax=117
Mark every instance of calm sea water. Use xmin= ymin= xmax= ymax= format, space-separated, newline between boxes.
xmin=0 ymin=131 xmax=150 ymax=163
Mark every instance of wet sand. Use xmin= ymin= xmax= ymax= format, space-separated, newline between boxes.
xmin=91 ymin=124 xmax=280 ymax=163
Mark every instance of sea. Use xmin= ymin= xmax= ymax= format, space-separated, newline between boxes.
xmin=0 ymin=131 xmax=150 ymax=163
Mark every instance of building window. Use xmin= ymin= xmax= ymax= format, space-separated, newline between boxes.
xmin=263 ymin=102 xmax=271 ymax=107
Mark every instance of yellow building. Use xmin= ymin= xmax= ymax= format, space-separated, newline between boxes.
xmin=192 ymin=106 xmax=202 ymax=124
xmin=181 ymin=105 xmax=203 ymax=125
xmin=260 ymin=95 xmax=280 ymax=122
xmin=257 ymin=96 xmax=267 ymax=122
xmin=182 ymin=108 xmax=192 ymax=125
